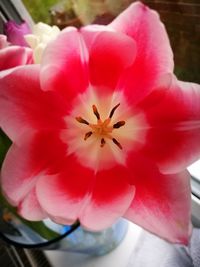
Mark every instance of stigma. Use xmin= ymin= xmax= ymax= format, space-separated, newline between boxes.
xmin=76 ymin=103 xmax=125 ymax=149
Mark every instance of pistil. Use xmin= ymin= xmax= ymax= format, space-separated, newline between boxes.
xmin=76 ymin=103 xmax=125 ymax=149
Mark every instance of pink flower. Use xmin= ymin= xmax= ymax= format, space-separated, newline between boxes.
xmin=0 ymin=34 xmax=32 ymax=71
xmin=4 ymin=20 xmax=31 ymax=47
xmin=0 ymin=2 xmax=199 ymax=245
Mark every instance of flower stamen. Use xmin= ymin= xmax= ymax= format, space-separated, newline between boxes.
xmin=92 ymin=104 xmax=101 ymax=120
xmin=76 ymin=103 xmax=126 ymax=150
xmin=101 ymin=138 xmax=106 ymax=147
xmin=112 ymin=138 xmax=123 ymax=150
xmin=84 ymin=131 xmax=93 ymax=140
xmin=109 ymin=103 xmax=120 ymax=119
xmin=76 ymin=116 xmax=89 ymax=125
xmin=113 ymin=121 xmax=125 ymax=129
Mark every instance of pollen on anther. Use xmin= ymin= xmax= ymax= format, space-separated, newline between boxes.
xmin=76 ymin=116 xmax=89 ymax=125
xmin=112 ymin=138 xmax=123 ymax=150
xmin=113 ymin=121 xmax=125 ymax=129
xmin=100 ymin=138 xmax=106 ymax=147
xmin=109 ymin=103 xmax=120 ymax=119
xmin=92 ymin=105 xmax=100 ymax=120
xmin=84 ymin=131 xmax=93 ymax=140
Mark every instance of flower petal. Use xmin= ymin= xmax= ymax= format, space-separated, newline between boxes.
xmin=1 ymin=131 xmax=67 ymax=206
xmin=83 ymin=28 xmax=136 ymax=92
xmin=0 ymin=46 xmax=32 ymax=71
xmin=36 ymin=155 xmax=94 ymax=225
xmin=0 ymin=35 xmax=8 ymax=49
xmin=125 ymin=153 xmax=191 ymax=245
xmin=139 ymin=77 xmax=200 ymax=173
xmin=4 ymin=20 xmax=31 ymax=47
xmin=18 ymin=187 xmax=47 ymax=221
xmin=80 ymin=166 xmax=135 ymax=230
xmin=36 ymin=156 xmax=135 ymax=230
xmin=40 ymin=27 xmax=89 ymax=103
xmin=81 ymin=25 xmax=109 ymax=50
xmin=109 ymin=2 xmax=174 ymax=104
xmin=0 ymin=65 xmax=66 ymax=141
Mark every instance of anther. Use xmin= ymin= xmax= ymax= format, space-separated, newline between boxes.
xmin=112 ymin=138 xmax=123 ymax=150
xmin=92 ymin=105 xmax=100 ymax=120
xmin=113 ymin=121 xmax=125 ymax=129
xmin=109 ymin=103 xmax=120 ymax=119
xmin=84 ymin=131 xmax=93 ymax=140
xmin=76 ymin=116 xmax=89 ymax=125
xmin=100 ymin=138 xmax=106 ymax=147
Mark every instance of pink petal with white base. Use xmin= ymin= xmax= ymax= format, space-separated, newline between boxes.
xmin=80 ymin=166 xmax=135 ymax=230
xmin=36 ymin=156 xmax=134 ymax=230
xmin=0 ymin=46 xmax=32 ymax=71
xmin=1 ymin=131 xmax=67 ymax=206
xmin=0 ymin=65 xmax=66 ymax=141
xmin=139 ymin=77 xmax=200 ymax=173
xmin=36 ymin=155 xmax=94 ymax=225
xmin=1 ymin=134 xmax=42 ymax=206
xmin=18 ymin=188 xmax=47 ymax=221
xmin=125 ymin=153 xmax=191 ymax=245
xmin=109 ymin=2 xmax=174 ymax=104
xmin=40 ymin=28 xmax=89 ymax=103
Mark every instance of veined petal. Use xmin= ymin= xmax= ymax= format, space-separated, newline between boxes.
xmin=40 ymin=27 xmax=89 ymax=103
xmin=18 ymin=187 xmax=47 ymax=221
xmin=0 ymin=46 xmax=32 ymax=71
xmin=1 ymin=131 xmax=67 ymax=206
xmin=82 ymin=28 xmax=136 ymax=92
xmin=0 ymin=65 xmax=66 ymax=141
xmin=36 ymin=156 xmax=134 ymax=230
xmin=109 ymin=2 xmax=174 ymax=104
xmin=125 ymin=152 xmax=191 ymax=245
xmin=139 ymin=76 xmax=200 ymax=173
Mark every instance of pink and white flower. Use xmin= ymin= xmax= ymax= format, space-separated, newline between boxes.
xmin=0 ymin=34 xmax=32 ymax=71
xmin=0 ymin=21 xmax=59 ymax=70
xmin=4 ymin=20 xmax=31 ymax=47
xmin=25 ymin=22 xmax=60 ymax=64
xmin=0 ymin=2 xmax=199 ymax=244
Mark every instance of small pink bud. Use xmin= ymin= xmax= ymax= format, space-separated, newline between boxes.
xmin=4 ymin=20 xmax=31 ymax=47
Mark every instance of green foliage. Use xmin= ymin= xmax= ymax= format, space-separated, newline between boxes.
xmin=0 ymin=129 xmax=11 ymax=168
xmin=0 ymin=188 xmax=59 ymax=240
xmin=22 ymin=0 xmax=59 ymax=23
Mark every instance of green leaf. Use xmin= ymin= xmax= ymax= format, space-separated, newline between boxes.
xmin=0 ymin=129 xmax=12 ymax=168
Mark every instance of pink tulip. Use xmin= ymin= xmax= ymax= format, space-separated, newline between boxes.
xmin=4 ymin=20 xmax=31 ymax=47
xmin=0 ymin=2 xmax=199 ymax=245
xmin=0 ymin=34 xmax=32 ymax=71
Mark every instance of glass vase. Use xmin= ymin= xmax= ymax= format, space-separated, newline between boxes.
xmin=0 ymin=207 xmax=128 ymax=256
xmin=45 ymin=218 xmax=128 ymax=255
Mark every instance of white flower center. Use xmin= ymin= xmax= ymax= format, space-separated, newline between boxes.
xmin=61 ymin=89 xmax=147 ymax=172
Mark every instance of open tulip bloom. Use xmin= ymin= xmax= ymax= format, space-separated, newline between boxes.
xmin=0 ymin=2 xmax=200 ymax=245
